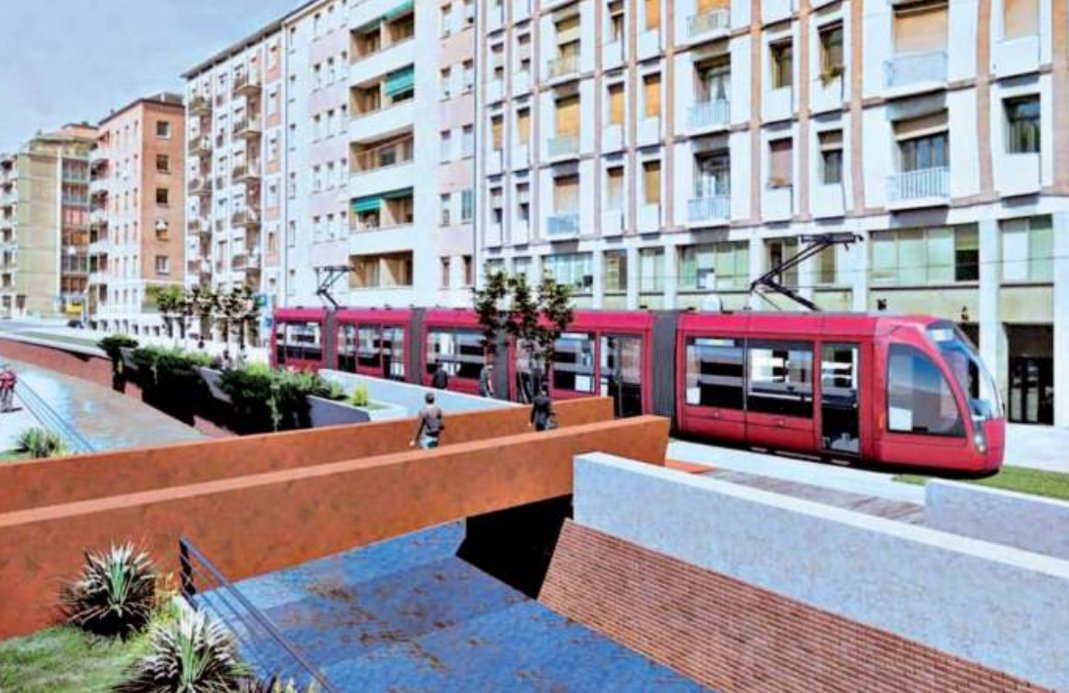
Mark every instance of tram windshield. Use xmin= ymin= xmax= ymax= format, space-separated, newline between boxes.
xmin=927 ymin=324 xmax=1002 ymax=421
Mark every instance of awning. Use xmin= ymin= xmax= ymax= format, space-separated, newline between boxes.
xmin=382 ymin=187 xmax=413 ymax=200
xmin=352 ymin=196 xmax=382 ymax=213
xmin=384 ymin=67 xmax=415 ymax=97
xmin=355 ymin=18 xmax=381 ymax=33
xmin=384 ymin=1 xmax=414 ymax=20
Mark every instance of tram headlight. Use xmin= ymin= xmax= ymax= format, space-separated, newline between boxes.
xmin=973 ymin=429 xmax=987 ymax=454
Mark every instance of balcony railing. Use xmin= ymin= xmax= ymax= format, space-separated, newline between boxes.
xmin=188 ymin=135 xmax=212 ymax=155
xmin=353 ymin=137 xmax=414 ymax=174
xmin=688 ymin=194 xmax=731 ymax=223
xmin=887 ymin=166 xmax=949 ymax=202
xmin=688 ymin=8 xmax=730 ymax=36
xmin=232 ymin=118 xmax=262 ymax=139
xmin=688 ymin=99 xmax=730 ymax=130
xmin=232 ymin=162 xmax=262 ymax=182
xmin=547 ymin=53 xmax=580 ymax=80
xmin=547 ymin=213 xmax=580 ymax=237
xmin=190 ymin=96 xmax=212 ymax=116
xmin=884 ymin=50 xmax=948 ymax=89
xmin=234 ymin=72 xmax=262 ymax=96
xmin=547 ymin=134 xmax=580 ymax=158
xmin=231 ymin=254 xmax=248 ymax=270
xmin=188 ymin=178 xmax=210 ymax=195
xmin=231 ymin=209 xmax=261 ymax=227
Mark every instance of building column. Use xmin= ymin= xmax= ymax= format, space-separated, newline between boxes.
xmin=663 ymin=245 xmax=677 ymax=310
xmin=626 ymin=246 xmax=640 ymax=310
xmin=1053 ymin=212 xmax=1069 ymax=427
xmin=748 ymin=235 xmax=763 ymax=310
xmin=978 ymin=218 xmax=1007 ymax=398
xmin=591 ymin=250 xmax=604 ymax=310
xmin=850 ymin=227 xmax=869 ymax=312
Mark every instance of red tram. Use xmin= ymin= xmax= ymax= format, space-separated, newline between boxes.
xmin=271 ymin=306 xmax=1004 ymax=474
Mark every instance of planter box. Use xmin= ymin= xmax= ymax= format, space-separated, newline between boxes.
xmin=196 ymin=367 xmax=231 ymax=405
xmin=119 ymin=347 xmax=138 ymax=374
xmin=307 ymin=395 xmax=407 ymax=428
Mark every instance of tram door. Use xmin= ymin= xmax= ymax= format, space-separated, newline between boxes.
xmin=820 ymin=343 xmax=861 ymax=456
xmin=600 ymin=335 xmax=643 ymax=418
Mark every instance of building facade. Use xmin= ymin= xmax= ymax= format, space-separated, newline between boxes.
xmin=89 ymin=94 xmax=187 ymax=335
xmin=183 ymin=0 xmax=477 ymax=317
xmin=474 ymin=0 xmax=1069 ymax=427
xmin=0 ymin=125 xmax=97 ymax=320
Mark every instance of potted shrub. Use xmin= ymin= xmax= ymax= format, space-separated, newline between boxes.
xmin=196 ymin=366 xmax=231 ymax=404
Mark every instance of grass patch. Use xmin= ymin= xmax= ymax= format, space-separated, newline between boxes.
xmin=0 ymin=623 xmax=156 ymax=693
xmin=896 ymin=465 xmax=1069 ymax=502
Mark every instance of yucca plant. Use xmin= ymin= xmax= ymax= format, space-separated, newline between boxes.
xmin=60 ymin=543 xmax=157 ymax=638
xmin=17 ymin=427 xmax=69 ymax=459
xmin=117 ymin=610 xmax=249 ymax=693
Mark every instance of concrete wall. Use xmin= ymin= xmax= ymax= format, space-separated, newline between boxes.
xmin=321 ymin=368 xmax=519 ymax=416
xmin=0 ymin=416 xmax=668 ymax=638
xmin=926 ymin=479 xmax=1069 ymax=561
xmin=0 ymin=397 xmax=614 ymax=513
xmin=570 ymin=453 xmax=1069 ymax=691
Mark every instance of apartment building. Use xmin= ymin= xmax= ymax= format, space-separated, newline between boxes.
xmin=88 ymin=94 xmax=187 ymax=335
xmin=183 ymin=0 xmax=477 ymax=319
xmin=0 ymin=125 xmax=97 ymax=320
xmin=474 ymin=0 xmax=1069 ymax=427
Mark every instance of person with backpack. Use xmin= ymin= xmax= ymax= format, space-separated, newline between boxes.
xmin=412 ymin=392 xmax=445 ymax=449
xmin=529 ymin=383 xmax=555 ymax=432
xmin=478 ymin=363 xmax=495 ymax=398
xmin=431 ymin=359 xmax=449 ymax=390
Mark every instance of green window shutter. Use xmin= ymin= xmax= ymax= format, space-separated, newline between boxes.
xmin=382 ymin=187 xmax=413 ymax=200
xmin=383 ymin=66 xmax=415 ymax=97
xmin=384 ymin=1 xmax=414 ymax=20
xmin=352 ymin=196 xmax=382 ymax=214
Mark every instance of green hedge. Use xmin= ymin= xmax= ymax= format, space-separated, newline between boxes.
xmin=97 ymin=335 xmax=139 ymax=374
xmin=131 ymin=346 xmax=213 ymax=389
xmin=218 ymin=363 xmax=332 ymax=434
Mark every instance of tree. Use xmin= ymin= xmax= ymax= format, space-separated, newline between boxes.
xmin=214 ymin=290 xmax=241 ymax=356
xmin=190 ymin=286 xmax=217 ymax=350
xmin=535 ymin=273 xmax=575 ymax=372
xmin=472 ymin=271 xmax=509 ymax=357
xmin=229 ymin=286 xmax=260 ymax=353
xmin=149 ymin=286 xmax=185 ymax=343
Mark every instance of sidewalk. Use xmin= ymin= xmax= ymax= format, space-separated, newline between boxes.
xmin=0 ymin=393 xmax=39 ymax=454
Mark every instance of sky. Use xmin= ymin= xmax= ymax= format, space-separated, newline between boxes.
xmin=0 ymin=0 xmax=302 ymax=152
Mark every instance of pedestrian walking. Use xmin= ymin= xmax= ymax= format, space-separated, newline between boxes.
xmin=479 ymin=363 xmax=495 ymax=398
xmin=0 ymin=365 xmax=16 ymax=414
xmin=431 ymin=359 xmax=449 ymax=390
xmin=412 ymin=392 xmax=445 ymax=449
xmin=530 ymin=383 xmax=555 ymax=432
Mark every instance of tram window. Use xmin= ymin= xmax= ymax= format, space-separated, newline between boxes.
xmin=887 ymin=345 xmax=964 ymax=436
xmin=685 ymin=337 xmax=744 ymax=409
xmin=383 ymin=327 xmax=406 ymax=379
xmin=283 ymin=322 xmax=322 ymax=362
xmin=337 ymin=324 xmax=358 ymax=373
xmin=358 ymin=326 xmax=381 ymax=369
xmin=747 ymin=341 xmax=813 ymax=418
xmin=554 ymin=332 xmax=596 ymax=393
xmin=426 ymin=329 xmax=484 ymax=379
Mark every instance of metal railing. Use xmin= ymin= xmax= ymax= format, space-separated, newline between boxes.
xmin=687 ymin=194 xmax=730 ymax=223
xmin=179 ymin=537 xmax=337 ymax=693
xmin=688 ymin=8 xmax=730 ymax=36
xmin=688 ymin=99 xmax=730 ymax=130
xmin=547 ymin=134 xmax=579 ymax=158
xmin=232 ymin=209 xmax=261 ymax=226
xmin=352 ymin=137 xmax=414 ymax=173
xmin=887 ymin=166 xmax=949 ymax=202
xmin=547 ymin=213 xmax=580 ymax=237
xmin=547 ymin=53 xmax=580 ymax=79
xmin=232 ymin=118 xmax=262 ymax=138
xmin=190 ymin=96 xmax=212 ymax=115
xmin=15 ymin=380 xmax=95 ymax=454
xmin=884 ymin=50 xmax=947 ymax=89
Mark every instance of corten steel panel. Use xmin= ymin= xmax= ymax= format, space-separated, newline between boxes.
xmin=0 ymin=397 xmax=615 ymax=513
xmin=0 ymin=339 xmax=116 ymax=390
xmin=0 ymin=415 xmax=668 ymax=638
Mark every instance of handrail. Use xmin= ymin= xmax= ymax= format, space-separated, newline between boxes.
xmin=179 ymin=536 xmax=338 ymax=693
xmin=14 ymin=380 xmax=95 ymax=454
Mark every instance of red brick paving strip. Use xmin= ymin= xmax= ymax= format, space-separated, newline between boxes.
xmin=539 ymin=521 xmax=1051 ymax=693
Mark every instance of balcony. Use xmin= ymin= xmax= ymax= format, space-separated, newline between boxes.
xmin=353 ymin=137 xmax=414 ymax=174
xmin=887 ymin=166 xmax=949 ymax=205
xmin=884 ymin=51 xmax=948 ymax=91
xmin=188 ymin=219 xmax=211 ymax=238
xmin=190 ymin=95 xmax=212 ymax=116
xmin=546 ymin=213 xmax=580 ymax=239
xmin=89 ymin=271 xmax=108 ymax=285
xmin=188 ymin=135 xmax=212 ymax=156
xmin=188 ymin=259 xmax=211 ymax=276
xmin=231 ymin=253 xmax=249 ymax=271
xmin=547 ymin=54 xmax=580 ymax=81
xmin=234 ymin=72 xmax=262 ymax=97
xmin=688 ymin=99 xmax=730 ymax=132
xmin=547 ymin=134 xmax=580 ymax=160
xmin=687 ymin=195 xmax=730 ymax=225
xmin=89 ymin=209 xmax=108 ymax=227
xmin=89 ymin=237 xmax=109 ymax=254
xmin=188 ymin=177 xmax=211 ymax=197
xmin=232 ymin=118 xmax=262 ymax=140
xmin=688 ymin=9 xmax=729 ymax=38
xmin=231 ymin=208 xmax=261 ymax=228
xmin=232 ymin=162 xmax=262 ymax=184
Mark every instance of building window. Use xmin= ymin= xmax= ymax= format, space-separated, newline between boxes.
xmin=462 ymin=61 xmax=474 ymax=92
xmin=1003 ymin=0 xmax=1039 ymax=39
xmin=516 ymin=108 xmax=531 ymax=143
xmin=491 ymin=116 xmax=504 ymax=151
xmin=770 ymin=40 xmax=793 ymax=89
xmin=440 ymin=68 xmax=452 ymax=99
xmin=819 ymin=130 xmax=843 ymax=184
xmin=460 ymin=189 xmax=474 ymax=222
xmin=155 ymin=155 xmax=170 ymax=173
xmin=604 ymin=250 xmax=627 ymax=293
xmin=155 ymin=188 xmax=169 ymax=206
xmin=154 ymin=256 xmax=170 ymax=275
xmin=679 ymin=242 xmax=749 ymax=291
xmin=871 ymin=225 xmax=979 ymax=285
xmin=639 ymin=248 xmax=664 ymax=293
xmin=644 ymin=0 xmax=660 ymax=30
xmin=819 ymin=22 xmax=844 ymax=80
xmin=1005 ymin=95 xmax=1040 ymax=153
xmin=609 ymin=0 xmax=625 ymax=42
xmin=463 ymin=255 xmax=473 ymax=286
xmin=156 ymin=121 xmax=171 ymax=139
xmin=893 ymin=1 xmax=948 ymax=57
xmin=642 ymin=73 xmax=661 ymax=119
xmin=440 ymin=130 xmax=452 ymax=162
xmin=441 ymin=257 xmax=451 ymax=287
xmin=461 ymin=125 xmax=474 ymax=157
xmin=553 ymin=174 xmax=580 ymax=213
xmin=555 ymin=95 xmax=581 ymax=137
xmin=1001 ymin=215 xmax=1052 ymax=283
xmin=517 ymin=33 xmax=532 ymax=73
xmin=440 ymin=194 xmax=451 ymax=226
xmin=544 ymin=252 xmax=593 ymax=293
xmin=606 ymin=165 xmax=625 ymax=210
xmin=608 ymin=83 xmax=625 ymax=125
xmin=768 ymin=138 xmax=793 ymax=188
xmin=642 ymin=159 xmax=661 ymax=205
